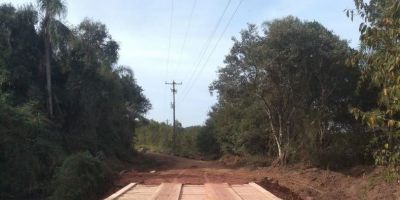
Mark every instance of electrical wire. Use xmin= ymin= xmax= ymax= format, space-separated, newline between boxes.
xmin=172 ymin=0 xmax=198 ymax=79
xmin=166 ymin=0 xmax=174 ymax=80
xmin=180 ymin=0 xmax=244 ymax=102
xmin=180 ymin=0 xmax=233 ymax=100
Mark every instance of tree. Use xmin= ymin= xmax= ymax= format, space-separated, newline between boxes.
xmin=350 ymin=0 xmax=400 ymax=166
xmin=0 ymin=4 xmax=41 ymax=104
xmin=115 ymin=66 xmax=151 ymax=122
xmin=37 ymin=0 xmax=67 ymax=118
xmin=211 ymin=16 xmax=358 ymax=164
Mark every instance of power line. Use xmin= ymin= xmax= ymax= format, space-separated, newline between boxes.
xmin=180 ymin=0 xmax=244 ymax=102
xmin=172 ymin=0 xmax=198 ymax=78
xmin=180 ymin=0 xmax=232 ymax=98
xmin=166 ymin=0 xmax=174 ymax=80
xmin=181 ymin=0 xmax=232 ymax=92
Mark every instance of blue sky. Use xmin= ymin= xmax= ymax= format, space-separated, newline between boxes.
xmin=2 ymin=0 xmax=361 ymax=127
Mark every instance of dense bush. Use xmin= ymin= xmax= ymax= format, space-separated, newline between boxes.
xmin=309 ymin=132 xmax=374 ymax=169
xmin=51 ymin=152 xmax=112 ymax=200
xmin=196 ymin=122 xmax=221 ymax=159
xmin=0 ymin=96 xmax=64 ymax=199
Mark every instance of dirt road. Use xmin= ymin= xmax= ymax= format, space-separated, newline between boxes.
xmin=116 ymin=153 xmax=253 ymax=185
xmin=110 ymin=153 xmax=400 ymax=200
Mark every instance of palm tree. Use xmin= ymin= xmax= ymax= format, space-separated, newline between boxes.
xmin=37 ymin=0 xmax=66 ymax=118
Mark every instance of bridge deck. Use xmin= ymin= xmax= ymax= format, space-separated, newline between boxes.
xmin=105 ymin=182 xmax=281 ymax=200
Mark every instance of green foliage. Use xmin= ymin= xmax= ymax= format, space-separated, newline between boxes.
xmin=51 ymin=152 xmax=112 ymax=200
xmin=209 ymin=16 xmax=363 ymax=165
xmin=135 ymin=120 xmax=202 ymax=158
xmin=135 ymin=120 xmax=174 ymax=153
xmin=0 ymin=94 xmax=63 ymax=199
xmin=0 ymin=2 xmax=150 ymax=199
xmin=350 ymin=0 xmax=400 ymax=167
xmin=176 ymin=126 xmax=201 ymax=158
xmin=196 ymin=119 xmax=221 ymax=159
xmin=0 ymin=4 xmax=42 ymax=105
xmin=309 ymin=132 xmax=373 ymax=169
xmin=367 ymin=132 xmax=400 ymax=167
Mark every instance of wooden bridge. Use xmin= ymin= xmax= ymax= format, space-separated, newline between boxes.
xmin=105 ymin=182 xmax=281 ymax=200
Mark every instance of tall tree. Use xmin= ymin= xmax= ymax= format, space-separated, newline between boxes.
xmin=211 ymin=16 xmax=357 ymax=164
xmin=37 ymin=0 xmax=67 ymax=118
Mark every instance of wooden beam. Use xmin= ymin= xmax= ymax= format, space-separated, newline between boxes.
xmin=104 ymin=183 xmax=137 ymax=200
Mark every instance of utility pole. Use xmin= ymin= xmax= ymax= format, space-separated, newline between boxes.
xmin=165 ymin=80 xmax=182 ymax=152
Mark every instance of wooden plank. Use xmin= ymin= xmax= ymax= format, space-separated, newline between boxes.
xmin=150 ymin=183 xmax=182 ymax=200
xmin=104 ymin=183 xmax=137 ymax=200
xmin=180 ymin=185 xmax=206 ymax=200
xmin=149 ymin=183 xmax=166 ymax=200
xmin=232 ymin=184 xmax=272 ymax=200
xmin=248 ymin=182 xmax=282 ymax=200
xmin=204 ymin=183 xmax=243 ymax=200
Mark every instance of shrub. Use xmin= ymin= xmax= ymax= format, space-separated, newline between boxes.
xmin=367 ymin=132 xmax=400 ymax=175
xmin=196 ymin=129 xmax=220 ymax=160
xmin=0 ymin=98 xmax=63 ymax=199
xmin=51 ymin=152 xmax=113 ymax=200
xmin=310 ymin=132 xmax=373 ymax=169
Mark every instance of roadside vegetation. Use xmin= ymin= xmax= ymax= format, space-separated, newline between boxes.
xmin=0 ymin=1 xmax=150 ymax=199
xmin=135 ymin=120 xmax=201 ymax=159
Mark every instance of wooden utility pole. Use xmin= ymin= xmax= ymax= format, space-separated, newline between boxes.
xmin=165 ymin=80 xmax=182 ymax=151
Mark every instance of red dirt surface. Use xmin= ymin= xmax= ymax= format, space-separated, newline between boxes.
xmin=114 ymin=153 xmax=249 ymax=185
xmin=258 ymin=178 xmax=302 ymax=200
xmin=107 ymin=153 xmax=400 ymax=200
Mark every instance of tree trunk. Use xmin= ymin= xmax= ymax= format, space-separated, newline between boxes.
xmin=260 ymin=94 xmax=285 ymax=165
xmin=273 ymin=134 xmax=283 ymax=160
xmin=269 ymin=119 xmax=284 ymax=165
xmin=45 ymin=36 xmax=53 ymax=118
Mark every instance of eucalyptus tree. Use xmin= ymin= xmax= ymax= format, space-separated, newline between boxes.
xmin=37 ymin=0 xmax=67 ymax=118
